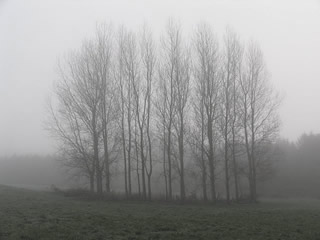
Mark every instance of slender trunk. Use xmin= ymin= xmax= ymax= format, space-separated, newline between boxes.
xmin=120 ymin=82 xmax=128 ymax=197
xmin=243 ymin=98 xmax=254 ymax=202
xmin=89 ymin=173 xmax=95 ymax=193
xmin=127 ymin=112 xmax=132 ymax=197
xmin=201 ymin=108 xmax=207 ymax=201
xmin=224 ymin=126 xmax=230 ymax=203
xmin=244 ymin=128 xmax=252 ymax=201
xmin=167 ymin=121 xmax=173 ymax=200
xmin=93 ymin=114 xmax=102 ymax=195
xmin=207 ymin=120 xmax=216 ymax=202
xmin=201 ymin=159 xmax=207 ymax=201
xmin=121 ymin=121 xmax=128 ymax=197
xmin=251 ymin=107 xmax=256 ymax=202
xmin=252 ymin=166 xmax=257 ymax=201
xmin=232 ymin=128 xmax=239 ymax=200
xmin=96 ymin=170 xmax=103 ymax=195
xmin=179 ymin=117 xmax=186 ymax=202
xmin=163 ymin=153 xmax=168 ymax=200
xmin=163 ymin=132 xmax=168 ymax=200
xmin=147 ymin=175 xmax=152 ymax=201
xmin=104 ymin=138 xmax=110 ymax=193
xmin=167 ymin=65 xmax=174 ymax=201
xmin=224 ymin=72 xmax=231 ymax=203
xmin=232 ymin=84 xmax=239 ymax=201
xmin=134 ymin=136 xmax=141 ymax=198
xmin=139 ymin=127 xmax=147 ymax=200
xmin=147 ymin=135 xmax=152 ymax=201
xmin=134 ymin=116 xmax=141 ymax=198
xmin=136 ymin=159 xmax=141 ymax=198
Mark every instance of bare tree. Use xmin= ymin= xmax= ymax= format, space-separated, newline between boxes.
xmin=133 ymin=115 xmax=141 ymax=197
xmin=117 ymin=28 xmax=128 ymax=197
xmin=228 ymin=30 xmax=244 ymax=201
xmin=158 ymin=20 xmax=179 ymax=200
xmin=219 ymin=28 xmax=244 ymax=202
xmin=50 ymin=29 xmax=113 ymax=194
xmin=47 ymin=85 xmax=96 ymax=192
xmin=239 ymin=42 xmax=280 ymax=202
xmin=139 ymin=25 xmax=156 ymax=200
xmin=174 ymin=49 xmax=191 ymax=202
xmin=187 ymin=120 xmax=208 ymax=201
xmin=117 ymin=27 xmax=136 ymax=197
xmin=161 ymin=20 xmax=191 ymax=202
xmin=93 ymin=24 xmax=119 ymax=194
xmin=155 ymin=72 xmax=169 ymax=199
xmin=48 ymin=20 xmax=280 ymax=202
xmin=193 ymin=23 xmax=221 ymax=202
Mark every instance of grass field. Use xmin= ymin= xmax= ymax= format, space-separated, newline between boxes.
xmin=1 ymin=185 xmax=320 ymax=239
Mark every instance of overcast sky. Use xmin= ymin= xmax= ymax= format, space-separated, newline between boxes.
xmin=0 ymin=0 xmax=320 ymax=155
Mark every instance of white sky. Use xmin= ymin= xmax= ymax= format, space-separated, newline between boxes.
xmin=0 ymin=0 xmax=320 ymax=154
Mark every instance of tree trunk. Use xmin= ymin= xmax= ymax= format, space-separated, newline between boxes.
xmin=135 ymin=144 xmax=141 ymax=198
xmin=231 ymin=83 xmax=239 ymax=201
xmin=201 ymin=157 xmax=208 ymax=201
xmin=105 ymin=148 xmax=110 ymax=193
xmin=127 ymin=114 xmax=132 ymax=197
xmin=167 ymin=123 xmax=173 ymax=200
xmin=201 ymin=125 xmax=207 ymax=201
xmin=93 ymin=115 xmax=102 ymax=195
xmin=224 ymin=140 xmax=230 ymax=203
xmin=139 ymin=128 xmax=147 ymax=200
xmin=163 ymin=136 xmax=168 ymax=200
xmin=179 ymin=119 xmax=186 ymax=202
xmin=147 ymin=140 xmax=153 ymax=201
xmin=207 ymin=120 xmax=216 ymax=202
xmin=232 ymin=132 xmax=239 ymax=201
xmin=121 ymin=106 xmax=128 ymax=198
xmin=147 ymin=175 xmax=152 ymax=201
xmin=89 ymin=173 xmax=95 ymax=193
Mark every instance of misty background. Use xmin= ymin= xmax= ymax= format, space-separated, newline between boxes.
xmin=1 ymin=0 xmax=320 ymax=197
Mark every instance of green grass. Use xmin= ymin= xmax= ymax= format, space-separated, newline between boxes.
xmin=1 ymin=185 xmax=320 ymax=239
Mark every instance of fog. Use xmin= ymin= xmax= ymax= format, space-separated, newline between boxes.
xmin=1 ymin=0 xmax=320 ymax=155
xmin=1 ymin=0 xmax=320 ymax=199
xmin=3 ymin=2 xmax=320 ymax=239
xmin=0 ymin=155 xmax=67 ymax=190
xmin=2 ymin=134 xmax=320 ymax=198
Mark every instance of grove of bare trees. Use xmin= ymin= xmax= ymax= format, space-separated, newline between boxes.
xmin=48 ymin=21 xmax=280 ymax=203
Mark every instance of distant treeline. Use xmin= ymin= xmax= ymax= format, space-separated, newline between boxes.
xmin=1 ymin=134 xmax=320 ymax=199
xmin=47 ymin=20 xmax=281 ymax=203
xmin=263 ymin=133 xmax=320 ymax=198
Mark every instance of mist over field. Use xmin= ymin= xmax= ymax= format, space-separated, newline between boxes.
xmin=1 ymin=0 xmax=320 ymax=239
xmin=1 ymin=134 xmax=320 ymax=199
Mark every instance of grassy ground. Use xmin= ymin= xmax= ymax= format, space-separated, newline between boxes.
xmin=1 ymin=185 xmax=320 ymax=239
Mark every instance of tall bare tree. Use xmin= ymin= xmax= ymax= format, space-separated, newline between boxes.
xmin=193 ymin=23 xmax=221 ymax=201
xmin=187 ymin=115 xmax=208 ymax=201
xmin=155 ymin=72 xmax=169 ymax=199
xmin=189 ymin=67 xmax=208 ymax=200
xmin=117 ymin=27 xmax=137 ymax=197
xmin=158 ymin=20 xmax=179 ymax=200
xmin=160 ymin=20 xmax=191 ymax=201
xmin=48 ymin=82 xmax=96 ymax=192
xmin=48 ymin=20 xmax=281 ymax=202
xmin=228 ymin=30 xmax=244 ymax=201
xmin=133 ymin=115 xmax=141 ymax=197
xmin=239 ymin=42 xmax=280 ymax=202
xmin=93 ymin=24 xmax=119 ymax=194
xmin=50 ymin=32 xmax=111 ymax=194
xmin=220 ymin=28 xmax=244 ymax=202
xmin=139 ymin=25 xmax=156 ymax=200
